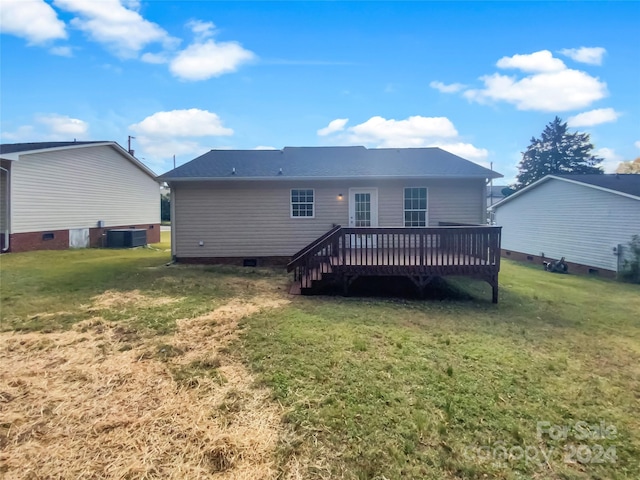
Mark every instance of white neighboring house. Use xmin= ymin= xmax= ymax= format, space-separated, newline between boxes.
xmin=490 ymin=174 xmax=640 ymax=277
xmin=0 ymin=141 xmax=161 ymax=253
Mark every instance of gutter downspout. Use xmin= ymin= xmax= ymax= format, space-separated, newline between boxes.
xmin=170 ymin=183 xmax=176 ymax=261
xmin=0 ymin=166 xmax=9 ymax=252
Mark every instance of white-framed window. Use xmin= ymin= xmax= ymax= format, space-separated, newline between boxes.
xmin=404 ymin=187 xmax=428 ymax=227
xmin=291 ymin=189 xmax=315 ymax=218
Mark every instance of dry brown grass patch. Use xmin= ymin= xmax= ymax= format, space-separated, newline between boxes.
xmin=89 ymin=289 xmax=181 ymax=310
xmin=0 ymin=295 xmax=290 ymax=479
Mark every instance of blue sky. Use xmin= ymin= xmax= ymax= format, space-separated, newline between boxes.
xmin=1 ymin=1 xmax=639 ymax=182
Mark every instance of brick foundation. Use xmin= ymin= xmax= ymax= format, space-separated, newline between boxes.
xmin=9 ymin=229 xmax=70 ymax=253
xmin=501 ymin=249 xmax=616 ymax=279
xmin=176 ymin=256 xmax=290 ymax=267
xmin=6 ymin=224 xmax=161 ymax=253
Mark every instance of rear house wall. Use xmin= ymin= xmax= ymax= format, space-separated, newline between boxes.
xmin=172 ymin=178 xmax=485 ymax=258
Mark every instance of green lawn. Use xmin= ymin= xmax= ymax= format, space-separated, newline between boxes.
xmin=0 ymin=233 xmax=278 ymax=334
xmin=244 ymin=262 xmax=640 ymax=479
xmin=1 ymin=237 xmax=639 ymax=479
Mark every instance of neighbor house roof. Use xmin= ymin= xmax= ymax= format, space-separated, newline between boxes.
xmin=553 ymin=174 xmax=640 ymax=197
xmin=0 ymin=141 xmax=105 ymax=155
xmin=490 ymin=174 xmax=640 ymax=210
xmin=0 ymin=141 xmax=157 ymax=179
xmin=159 ymin=146 xmax=502 ymax=181
xmin=487 ymin=185 xmax=508 ymax=197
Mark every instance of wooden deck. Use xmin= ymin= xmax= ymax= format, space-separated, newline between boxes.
xmin=287 ymin=226 xmax=502 ymax=302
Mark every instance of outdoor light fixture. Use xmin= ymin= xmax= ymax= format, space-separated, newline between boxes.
xmin=338 ymin=193 xmax=343 ymax=200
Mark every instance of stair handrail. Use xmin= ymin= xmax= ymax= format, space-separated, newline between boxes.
xmin=287 ymin=225 xmax=342 ymax=272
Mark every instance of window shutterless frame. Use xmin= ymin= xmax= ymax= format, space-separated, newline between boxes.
xmin=290 ymin=188 xmax=315 ymax=218
xmin=403 ymin=187 xmax=428 ymax=227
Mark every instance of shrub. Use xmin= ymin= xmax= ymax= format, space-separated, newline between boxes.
xmin=620 ymin=235 xmax=640 ymax=284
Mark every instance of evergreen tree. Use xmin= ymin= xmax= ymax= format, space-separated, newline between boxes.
xmin=514 ymin=117 xmax=603 ymax=190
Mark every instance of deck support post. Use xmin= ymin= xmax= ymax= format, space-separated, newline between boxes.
xmin=407 ymin=275 xmax=434 ymax=297
xmin=491 ymin=274 xmax=499 ymax=304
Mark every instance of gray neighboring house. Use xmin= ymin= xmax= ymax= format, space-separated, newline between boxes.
xmin=0 ymin=141 xmax=161 ymax=253
xmin=490 ymin=174 xmax=640 ymax=276
xmin=487 ymin=185 xmax=508 ymax=210
xmin=159 ymin=146 xmax=503 ymax=263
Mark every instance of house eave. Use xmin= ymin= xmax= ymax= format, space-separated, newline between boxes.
xmin=1 ymin=142 xmax=159 ymax=181
xmin=489 ymin=175 xmax=640 ymax=211
xmin=161 ymin=173 xmax=503 ymax=183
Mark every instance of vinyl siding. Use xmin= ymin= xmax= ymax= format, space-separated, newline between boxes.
xmin=10 ymin=146 xmax=159 ymax=233
xmin=494 ymin=178 xmax=640 ymax=272
xmin=0 ymin=165 xmax=8 ymax=232
xmin=173 ymin=178 xmax=485 ymax=257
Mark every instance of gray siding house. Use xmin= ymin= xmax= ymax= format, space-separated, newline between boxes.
xmin=160 ymin=146 xmax=502 ymax=263
xmin=490 ymin=174 xmax=640 ymax=276
xmin=0 ymin=141 xmax=160 ymax=253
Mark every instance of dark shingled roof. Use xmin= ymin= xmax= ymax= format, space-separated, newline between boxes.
xmin=555 ymin=174 xmax=640 ymax=197
xmin=0 ymin=141 xmax=105 ymax=155
xmin=159 ymin=146 xmax=502 ymax=180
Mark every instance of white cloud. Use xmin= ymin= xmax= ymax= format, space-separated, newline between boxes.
xmin=169 ymin=38 xmax=255 ymax=81
xmin=138 ymin=19 xmax=253 ymax=80
xmin=36 ymin=114 xmax=88 ymax=136
xmin=53 ymin=0 xmax=177 ymax=58
xmin=347 ymin=116 xmax=458 ymax=147
xmin=596 ymin=147 xmax=623 ymax=173
xmin=317 ymin=118 xmax=349 ymax=136
xmin=559 ymin=47 xmax=606 ymax=66
xmin=429 ymin=81 xmax=466 ymax=93
xmin=140 ymin=52 xmax=169 ymax=64
xmin=567 ymin=108 xmax=620 ymax=127
xmin=496 ymin=50 xmax=566 ymax=73
xmin=635 ymin=141 xmax=640 ymax=150
xmin=0 ymin=125 xmax=35 ymax=142
xmin=0 ymin=0 xmax=67 ymax=44
xmin=464 ymin=69 xmax=607 ymax=112
xmin=187 ymin=19 xmax=216 ymax=41
xmin=253 ymin=145 xmax=277 ymax=150
xmin=1 ymin=114 xmax=89 ymax=141
xmin=430 ymin=142 xmax=489 ymax=163
xmin=130 ymin=109 xmax=233 ymax=162
xmin=49 ymin=45 xmax=73 ymax=57
xmin=130 ymin=109 xmax=233 ymax=137
xmin=454 ymin=50 xmax=608 ymax=112
xmin=317 ymin=115 xmax=489 ymax=163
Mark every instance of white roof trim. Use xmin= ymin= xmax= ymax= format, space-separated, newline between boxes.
xmin=490 ymin=175 xmax=640 ymax=210
xmin=1 ymin=142 xmax=158 ymax=180
xmin=163 ymin=174 xmax=495 ymax=182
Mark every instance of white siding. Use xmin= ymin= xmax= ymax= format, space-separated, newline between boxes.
xmin=0 ymin=165 xmax=8 ymax=233
xmin=494 ymin=178 xmax=640 ymax=272
xmin=10 ymin=146 xmax=159 ymax=233
xmin=173 ymin=178 xmax=485 ymax=258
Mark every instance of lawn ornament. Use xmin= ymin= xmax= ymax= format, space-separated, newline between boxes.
xmin=543 ymin=257 xmax=568 ymax=273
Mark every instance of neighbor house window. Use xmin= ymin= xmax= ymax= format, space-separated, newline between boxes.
xmin=291 ymin=189 xmax=314 ymax=217
xmin=404 ymin=187 xmax=427 ymax=227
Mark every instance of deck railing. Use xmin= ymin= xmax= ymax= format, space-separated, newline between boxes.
xmin=287 ymin=225 xmax=342 ymax=284
xmin=287 ymin=225 xmax=502 ymax=292
xmin=339 ymin=226 xmax=501 ymax=269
